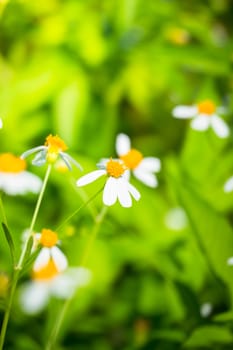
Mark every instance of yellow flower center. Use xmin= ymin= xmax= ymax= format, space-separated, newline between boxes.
xmin=197 ymin=100 xmax=216 ymax=115
xmin=33 ymin=259 xmax=59 ymax=281
xmin=45 ymin=134 xmax=68 ymax=163
xmin=0 ymin=153 xmax=26 ymax=173
xmin=106 ymin=159 xmax=125 ymax=178
xmin=40 ymin=229 xmax=58 ymax=248
xmin=120 ymin=149 xmax=143 ymax=170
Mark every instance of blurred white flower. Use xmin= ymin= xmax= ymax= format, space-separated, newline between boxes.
xmin=33 ymin=228 xmax=67 ymax=273
xmin=21 ymin=134 xmax=82 ymax=170
xmin=172 ymin=100 xmax=229 ymax=138
xmin=0 ymin=153 xmax=42 ymax=195
xmin=0 ymin=118 xmax=3 ymax=129
xmin=227 ymin=256 xmax=233 ymax=266
xmin=20 ymin=265 xmax=92 ymax=314
xmin=164 ymin=207 xmax=188 ymax=231
xmin=77 ymin=158 xmax=140 ymax=208
xmin=200 ymin=302 xmax=213 ymax=318
xmin=116 ymin=133 xmax=161 ymax=188
xmin=224 ymin=176 xmax=233 ymax=193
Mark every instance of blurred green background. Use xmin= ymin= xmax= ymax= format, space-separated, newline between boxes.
xmin=1 ymin=0 xmax=233 ymax=349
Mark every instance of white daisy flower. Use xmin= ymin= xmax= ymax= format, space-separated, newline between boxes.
xmin=21 ymin=134 xmax=82 ymax=171
xmin=0 ymin=153 xmax=42 ymax=195
xmin=116 ymin=133 xmax=161 ymax=188
xmin=172 ymin=99 xmax=230 ymax=138
xmin=33 ymin=228 xmax=68 ymax=273
xmin=20 ymin=264 xmax=92 ymax=314
xmin=76 ymin=158 xmax=141 ymax=208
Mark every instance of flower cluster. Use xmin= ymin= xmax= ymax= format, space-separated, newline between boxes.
xmin=5 ymin=131 xmax=160 ymax=314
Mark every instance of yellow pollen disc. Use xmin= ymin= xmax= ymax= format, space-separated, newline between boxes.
xmin=45 ymin=134 xmax=68 ymax=154
xmin=33 ymin=259 xmax=59 ymax=281
xmin=120 ymin=149 xmax=143 ymax=169
xmin=0 ymin=153 xmax=26 ymax=173
xmin=106 ymin=159 xmax=125 ymax=178
xmin=197 ymin=100 xmax=216 ymax=115
xmin=40 ymin=229 xmax=58 ymax=248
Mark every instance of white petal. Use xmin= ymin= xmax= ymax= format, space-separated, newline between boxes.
xmin=103 ymin=177 xmax=118 ymax=206
xmin=76 ymin=170 xmax=106 ymax=187
xmin=20 ymin=282 xmax=49 ymax=314
xmin=127 ymin=183 xmax=141 ymax=201
xmin=51 ymin=246 xmax=68 ymax=272
xmin=133 ymin=169 xmax=158 ymax=188
xmin=172 ymin=106 xmax=197 ymax=119
xmin=138 ymin=157 xmax=161 ymax=173
xmin=116 ymin=178 xmax=132 ymax=208
xmin=51 ymin=267 xmax=92 ymax=299
xmin=97 ymin=158 xmax=109 ymax=168
xmin=191 ymin=115 xmax=210 ymax=131
xmin=211 ymin=115 xmax=230 ymax=138
xmin=0 ymin=172 xmax=42 ymax=195
xmin=21 ymin=146 xmax=46 ymax=159
xmin=33 ymin=248 xmax=50 ymax=271
xmin=60 ymin=152 xmax=83 ymax=171
xmin=0 ymin=118 xmax=3 ymax=128
xmin=227 ymin=257 xmax=233 ymax=266
xmin=123 ymin=169 xmax=131 ymax=181
xmin=116 ymin=133 xmax=131 ymax=156
xmin=224 ymin=176 xmax=233 ymax=193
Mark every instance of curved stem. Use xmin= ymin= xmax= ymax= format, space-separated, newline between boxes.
xmin=0 ymin=165 xmax=52 ymax=350
xmin=45 ymin=206 xmax=107 ymax=350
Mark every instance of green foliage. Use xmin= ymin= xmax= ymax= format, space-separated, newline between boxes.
xmin=1 ymin=0 xmax=233 ymax=349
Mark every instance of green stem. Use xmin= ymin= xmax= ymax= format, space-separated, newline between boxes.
xmin=0 ymin=165 xmax=52 ymax=350
xmin=55 ymin=187 xmax=104 ymax=233
xmin=45 ymin=206 xmax=107 ymax=350
xmin=17 ymin=164 xmax=52 ymax=269
xmin=0 ymin=270 xmax=19 ymax=350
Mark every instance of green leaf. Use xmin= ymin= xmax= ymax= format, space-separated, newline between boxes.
xmin=214 ymin=311 xmax=233 ymax=322
xmin=169 ymin=161 xmax=233 ymax=305
xmin=21 ymin=236 xmax=34 ymax=268
xmin=2 ymin=222 xmax=15 ymax=265
xmin=0 ymin=195 xmax=7 ymax=225
xmin=184 ymin=325 xmax=233 ymax=347
xmin=20 ymin=247 xmax=41 ymax=277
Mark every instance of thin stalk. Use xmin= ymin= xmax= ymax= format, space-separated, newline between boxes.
xmin=17 ymin=164 xmax=52 ymax=269
xmin=0 ymin=165 xmax=52 ymax=350
xmin=55 ymin=187 xmax=104 ymax=232
xmin=45 ymin=206 xmax=107 ymax=350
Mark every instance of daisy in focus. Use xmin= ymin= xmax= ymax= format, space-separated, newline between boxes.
xmin=33 ymin=228 xmax=68 ymax=274
xmin=0 ymin=153 xmax=42 ymax=195
xmin=77 ymin=158 xmax=141 ymax=208
xmin=20 ymin=262 xmax=92 ymax=314
xmin=116 ymin=133 xmax=161 ymax=188
xmin=21 ymin=134 xmax=82 ymax=171
xmin=172 ymin=99 xmax=230 ymax=138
